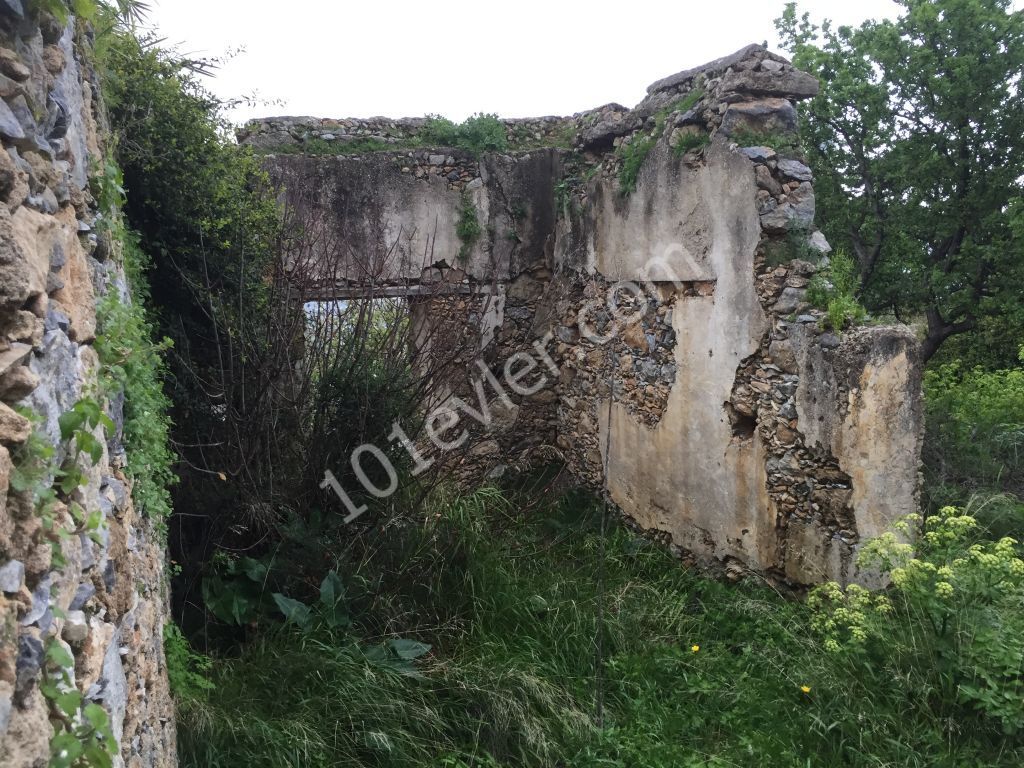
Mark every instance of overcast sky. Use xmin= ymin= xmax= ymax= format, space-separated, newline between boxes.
xmin=144 ymin=0 xmax=902 ymax=126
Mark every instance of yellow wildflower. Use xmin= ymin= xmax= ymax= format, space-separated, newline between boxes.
xmin=800 ymin=685 xmax=811 ymax=694
xmin=691 ymin=645 xmax=700 ymax=653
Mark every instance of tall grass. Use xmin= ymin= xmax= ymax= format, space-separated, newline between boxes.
xmin=176 ymin=483 xmax=1024 ymax=767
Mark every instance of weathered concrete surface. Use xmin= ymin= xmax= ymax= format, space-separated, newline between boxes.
xmin=265 ymin=149 xmax=557 ymax=294
xmin=583 ymin=142 xmax=717 ymax=282
xmin=593 ymin=144 xmax=777 ymax=569
xmin=793 ymin=325 xmax=923 ymax=542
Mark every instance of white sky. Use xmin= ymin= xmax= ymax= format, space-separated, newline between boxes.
xmin=144 ymin=0 xmax=902 ymax=126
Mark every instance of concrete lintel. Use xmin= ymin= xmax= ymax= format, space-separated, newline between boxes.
xmin=302 ymin=282 xmax=502 ymax=301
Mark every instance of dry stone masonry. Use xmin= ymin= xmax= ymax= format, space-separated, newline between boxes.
xmin=0 ymin=8 xmax=174 ymax=768
xmin=250 ymin=43 xmax=923 ymax=588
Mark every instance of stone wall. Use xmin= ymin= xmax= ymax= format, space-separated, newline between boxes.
xmin=244 ymin=44 xmax=923 ymax=587
xmin=264 ymin=147 xmax=558 ymax=295
xmin=238 ymin=114 xmax=580 ymax=153
xmin=0 ymin=8 xmax=174 ymax=767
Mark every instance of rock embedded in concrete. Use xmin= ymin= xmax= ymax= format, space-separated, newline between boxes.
xmin=0 ymin=97 xmax=24 ymax=140
xmin=0 ymin=362 xmax=38 ymax=400
xmin=0 ymin=558 xmax=23 ymax=592
xmin=0 ymin=1 xmax=24 ymax=20
xmin=14 ymin=633 xmax=43 ymax=699
xmin=760 ymin=182 xmax=815 ymax=233
xmin=740 ymin=146 xmax=777 ymax=163
xmin=62 ymin=609 xmax=88 ymax=644
xmin=777 ymin=158 xmax=813 ymax=182
xmin=720 ymin=98 xmax=799 ymax=137
xmin=720 ymin=68 xmax=820 ymax=99
xmin=646 ymin=43 xmax=788 ymax=95
xmin=0 ymin=400 xmax=30 ymax=445
xmin=0 ymin=341 xmax=31 ymax=375
xmin=69 ymin=580 xmax=95 ymax=611
xmin=807 ymin=230 xmax=831 ymax=254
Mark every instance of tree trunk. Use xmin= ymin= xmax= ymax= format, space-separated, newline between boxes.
xmin=921 ymin=328 xmax=949 ymax=362
xmin=922 ymin=307 xmax=974 ymax=362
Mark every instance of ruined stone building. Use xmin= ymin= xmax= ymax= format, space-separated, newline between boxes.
xmin=244 ymin=43 xmax=922 ymax=589
xmin=0 ymin=0 xmax=920 ymax=759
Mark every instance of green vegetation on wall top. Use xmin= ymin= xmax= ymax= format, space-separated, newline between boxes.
xmin=455 ymin=192 xmax=482 ymax=261
xmin=616 ymin=133 xmax=656 ymax=196
xmin=806 ymin=251 xmax=868 ymax=331
xmin=617 ymin=89 xmax=708 ymax=196
xmin=672 ymin=130 xmax=710 ymax=157
xmin=421 ymin=113 xmax=508 ymax=154
xmin=263 ymin=113 xmax=513 ymax=157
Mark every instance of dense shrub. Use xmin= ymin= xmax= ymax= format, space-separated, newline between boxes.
xmin=924 ymin=350 xmax=1024 ymax=508
xmin=101 ymin=30 xmax=286 ymax=587
xmin=102 ymin=29 xmax=469 ymax=660
xmin=421 ymin=113 xmax=508 ymax=154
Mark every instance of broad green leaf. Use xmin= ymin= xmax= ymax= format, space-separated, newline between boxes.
xmin=83 ymin=742 xmax=114 ymax=768
xmin=272 ymin=593 xmax=312 ymax=629
xmin=58 ymin=468 xmax=86 ymax=494
xmin=84 ymin=702 xmax=110 ymax=730
xmin=49 ymin=732 xmax=84 ymax=767
xmin=230 ymin=592 xmax=253 ymax=626
xmin=56 ymin=690 xmax=82 ymax=718
xmin=319 ymin=571 xmax=344 ymax=608
xmin=240 ymin=557 xmax=267 ymax=583
xmin=47 ymin=642 xmax=74 ymax=668
xmin=9 ymin=466 xmax=34 ymax=493
xmin=58 ymin=410 xmax=86 ymax=440
xmin=76 ymin=431 xmax=103 ymax=464
xmin=387 ymin=638 xmax=432 ymax=660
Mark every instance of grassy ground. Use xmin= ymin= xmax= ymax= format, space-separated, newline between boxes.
xmin=176 ymin=483 xmax=1024 ymax=768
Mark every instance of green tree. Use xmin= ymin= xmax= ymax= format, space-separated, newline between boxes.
xmin=777 ymin=0 xmax=1024 ymax=364
xmin=101 ymin=32 xmax=286 ymax=604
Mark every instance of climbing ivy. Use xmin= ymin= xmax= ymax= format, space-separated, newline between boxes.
xmin=9 ymin=397 xmax=120 ymax=768
xmin=94 ymin=241 xmax=176 ymax=525
xmin=92 ymin=153 xmax=176 ymax=525
xmin=41 ymin=642 xmax=119 ymax=768
xmin=9 ymin=399 xmax=111 ymax=568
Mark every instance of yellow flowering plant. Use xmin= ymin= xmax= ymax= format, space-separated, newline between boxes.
xmin=808 ymin=506 xmax=1024 ymax=733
